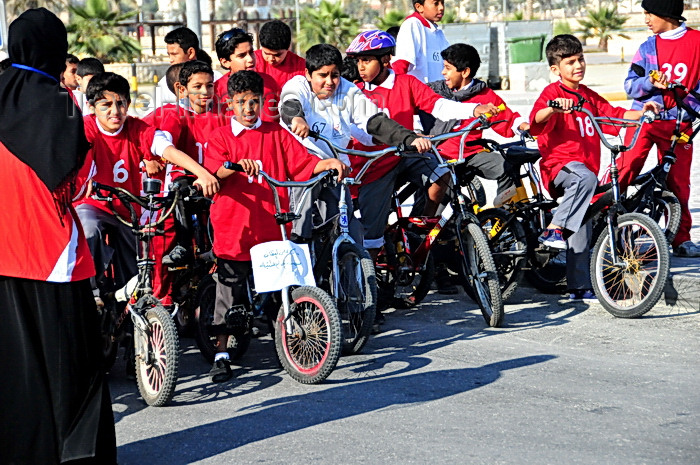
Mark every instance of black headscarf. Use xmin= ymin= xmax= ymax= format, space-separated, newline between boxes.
xmin=0 ymin=8 xmax=89 ymax=193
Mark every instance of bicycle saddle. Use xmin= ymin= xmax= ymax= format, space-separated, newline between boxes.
xmin=504 ymin=146 xmax=541 ymax=166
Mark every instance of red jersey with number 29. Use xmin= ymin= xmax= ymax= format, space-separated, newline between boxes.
xmin=74 ymin=115 xmax=155 ymax=218
xmin=529 ymin=83 xmax=626 ymax=193
xmin=655 ymin=28 xmax=700 ymax=111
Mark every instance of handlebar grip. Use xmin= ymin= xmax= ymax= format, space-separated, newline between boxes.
xmin=308 ymin=130 xmax=320 ymax=139
xmin=397 ymin=143 xmax=420 ymax=153
xmin=482 ymin=103 xmax=507 ymax=119
xmin=327 ymin=168 xmax=339 ymax=177
xmin=223 ymin=161 xmax=245 ymax=172
xmin=547 ymin=100 xmax=562 ymax=109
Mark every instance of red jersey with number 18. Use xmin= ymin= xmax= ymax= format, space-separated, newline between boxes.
xmin=529 ymin=83 xmax=626 ymax=193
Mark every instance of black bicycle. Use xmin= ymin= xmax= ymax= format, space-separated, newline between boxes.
xmin=92 ymin=178 xmax=181 ymax=406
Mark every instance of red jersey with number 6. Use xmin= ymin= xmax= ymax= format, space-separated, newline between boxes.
xmin=74 ymin=115 xmax=155 ymax=218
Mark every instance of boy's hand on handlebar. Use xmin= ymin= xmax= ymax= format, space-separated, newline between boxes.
xmin=473 ymin=103 xmax=500 ymax=117
xmin=518 ymin=122 xmax=531 ymax=132
xmin=193 ymin=171 xmax=220 ymax=197
xmin=410 ymin=137 xmax=433 ymax=153
xmin=315 ymin=158 xmax=350 ymax=182
xmin=550 ymin=98 xmax=575 ymax=113
xmin=237 ymin=158 xmax=261 ymax=177
xmin=290 ymin=117 xmax=310 ymax=138
xmin=641 ymin=101 xmax=661 ymax=114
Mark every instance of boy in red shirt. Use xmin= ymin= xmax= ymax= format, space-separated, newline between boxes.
xmin=619 ymin=0 xmax=700 ymax=257
xmin=345 ymin=31 xmax=497 ymax=257
xmin=213 ymin=28 xmax=280 ymax=122
xmin=74 ymin=72 xmax=219 ymax=301
xmin=254 ymin=20 xmax=305 ymax=88
xmin=203 ymin=70 xmax=347 ymax=382
xmin=530 ymin=35 xmax=658 ymax=301
xmin=143 ymin=61 xmax=227 ymax=305
xmin=426 ymin=43 xmax=530 ymax=205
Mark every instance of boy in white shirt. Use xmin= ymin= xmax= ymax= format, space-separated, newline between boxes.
xmin=392 ymin=0 xmax=450 ymax=83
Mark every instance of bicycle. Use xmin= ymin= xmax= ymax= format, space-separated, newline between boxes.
xmin=468 ymin=133 xmax=567 ymax=299
xmin=485 ymin=89 xmax=668 ymax=317
xmin=311 ymin=117 xmax=504 ymax=327
xmin=608 ymin=71 xmax=700 ymax=243
xmin=200 ymin=162 xmax=343 ymax=384
xmin=91 ymin=178 xmax=181 ymax=407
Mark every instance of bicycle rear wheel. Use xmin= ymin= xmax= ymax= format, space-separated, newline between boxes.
xmin=591 ymin=213 xmax=670 ymax=318
xmin=334 ymin=243 xmax=376 ymax=355
xmin=634 ymin=189 xmax=681 ymax=244
xmin=477 ymin=208 xmax=526 ymax=302
xmin=457 ymin=220 xmax=504 ymax=327
xmin=376 ymin=231 xmax=435 ymax=308
xmin=275 ymin=286 xmax=341 ymax=384
xmin=134 ymin=296 xmax=179 ymax=407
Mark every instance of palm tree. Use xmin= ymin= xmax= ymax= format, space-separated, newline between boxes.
xmin=298 ymin=0 xmax=359 ymax=53
xmin=376 ymin=10 xmax=405 ymax=31
xmin=66 ymin=0 xmax=141 ymax=63
xmin=5 ymin=0 xmax=67 ymax=22
xmin=576 ymin=6 xmax=630 ymax=52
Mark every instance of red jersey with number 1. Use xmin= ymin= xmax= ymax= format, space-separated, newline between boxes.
xmin=204 ymin=121 xmax=317 ymax=261
xmin=529 ymin=83 xmax=626 ymax=193
xmin=74 ymin=115 xmax=155 ymax=218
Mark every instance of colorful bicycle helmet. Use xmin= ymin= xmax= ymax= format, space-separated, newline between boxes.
xmin=346 ymin=30 xmax=396 ymax=57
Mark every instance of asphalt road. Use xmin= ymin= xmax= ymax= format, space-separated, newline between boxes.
xmin=111 ymin=286 xmax=700 ymax=465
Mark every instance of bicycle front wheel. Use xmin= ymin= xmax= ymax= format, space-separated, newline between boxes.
xmin=275 ymin=286 xmax=342 ymax=384
xmin=457 ymin=220 xmax=504 ymax=327
xmin=591 ymin=213 xmax=670 ymax=318
xmin=334 ymin=243 xmax=376 ymax=355
xmin=134 ymin=296 xmax=180 ymax=406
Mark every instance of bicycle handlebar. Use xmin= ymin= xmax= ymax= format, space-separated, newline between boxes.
xmin=222 ymin=161 xmax=337 ymax=189
xmin=546 ymin=96 xmax=655 ymax=153
xmin=90 ymin=181 xmax=180 ymax=231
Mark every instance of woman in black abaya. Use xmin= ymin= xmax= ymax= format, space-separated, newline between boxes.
xmin=0 ymin=8 xmax=117 ymax=465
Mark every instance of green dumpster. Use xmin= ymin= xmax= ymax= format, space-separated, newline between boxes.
xmin=507 ymin=35 xmax=546 ymax=63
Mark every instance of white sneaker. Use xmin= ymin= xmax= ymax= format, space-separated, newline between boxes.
xmin=493 ymin=185 xmax=517 ymax=208
xmin=673 ymin=240 xmax=700 ymax=258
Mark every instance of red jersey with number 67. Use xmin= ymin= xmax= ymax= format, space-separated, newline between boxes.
xmin=529 ymin=83 xmax=626 ymax=194
xmin=74 ymin=115 xmax=155 ymax=218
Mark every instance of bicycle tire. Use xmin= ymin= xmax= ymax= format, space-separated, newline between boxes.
xmin=476 ymin=208 xmax=526 ymax=302
xmin=457 ymin=220 xmax=504 ymax=327
xmin=376 ymin=231 xmax=435 ymax=308
xmin=591 ymin=212 xmax=670 ymax=318
xmin=194 ymin=274 xmax=251 ymax=363
xmin=334 ymin=243 xmax=376 ymax=355
xmin=134 ymin=297 xmax=180 ymax=407
xmin=275 ymin=286 xmax=341 ymax=384
xmin=635 ymin=189 xmax=681 ymax=244
xmin=467 ymin=177 xmax=487 ymax=207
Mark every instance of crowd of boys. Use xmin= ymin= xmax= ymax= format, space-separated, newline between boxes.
xmin=15 ymin=0 xmax=696 ymax=382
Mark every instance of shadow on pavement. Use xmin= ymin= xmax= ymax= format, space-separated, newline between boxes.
xmin=117 ymin=354 xmax=556 ymax=464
